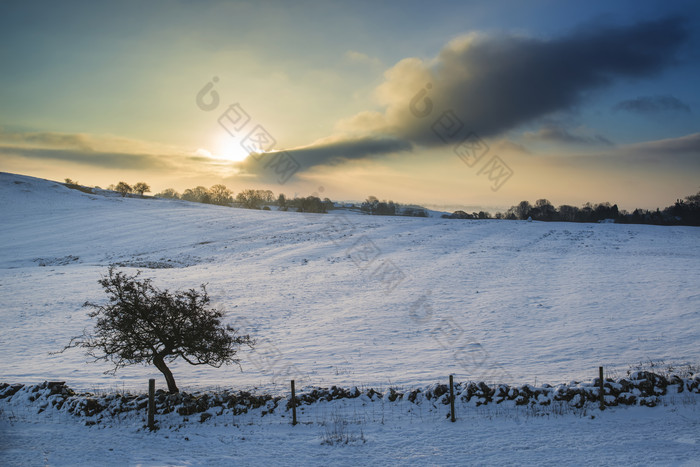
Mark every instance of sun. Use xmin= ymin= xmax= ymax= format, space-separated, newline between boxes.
xmin=203 ymin=134 xmax=253 ymax=162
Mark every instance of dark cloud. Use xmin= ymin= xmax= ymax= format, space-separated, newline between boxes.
xmin=0 ymin=145 xmax=174 ymax=170
xmin=613 ymin=95 xmax=691 ymax=114
xmin=236 ymin=137 xmax=412 ymax=183
xmin=524 ymin=125 xmax=613 ymax=146
xmin=260 ymin=16 xmax=687 ymax=175
xmin=261 ymin=137 xmax=412 ymax=166
xmin=401 ymin=17 xmax=685 ymax=144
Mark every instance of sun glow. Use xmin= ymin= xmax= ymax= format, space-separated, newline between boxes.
xmin=201 ymin=135 xmax=253 ymax=162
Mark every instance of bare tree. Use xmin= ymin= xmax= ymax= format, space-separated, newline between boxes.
xmin=515 ymin=200 xmax=532 ymax=220
xmin=209 ymin=184 xmax=233 ymax=205
xmin=133 ymin=182 xmax=151 ymax=197
xmin=182 ymin=186 xmax=211 ymax=204
xmin=236 ymin=189 xmax=263 ymax=209
xmin=57 ymin=268 xmax=254 ymax=393
xmin=261 ymin=189 xmax=275 ymax=204
xmin=277 ymin=193 xmax=287 ymax=207
xmin=156 ymin=188 xmax=180 ymax=199
xmin=115 ymin=182 xmax=132 ymax=197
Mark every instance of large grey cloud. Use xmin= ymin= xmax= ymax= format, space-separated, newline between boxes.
xmin=270 ymin=16 xmax=687 ymax=174
xmin=252 ymin=137 xmax=412 ymax=167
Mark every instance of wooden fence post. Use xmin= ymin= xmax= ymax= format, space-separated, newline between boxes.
xmin=598 ymin=366 xmax=605 ymax=410
xmin=291 ymin=380 xmax=297 ymax=426
xmin=449 ymin=374 xmax=456 ymax=422
xmin=148 ymin=378 xmax=155 ymax=430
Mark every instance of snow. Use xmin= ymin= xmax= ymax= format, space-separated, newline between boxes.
xmin=1 ymin=172 xmax=700 ymax=464
xmin=2 ymin=383 xmax=700 ymax=466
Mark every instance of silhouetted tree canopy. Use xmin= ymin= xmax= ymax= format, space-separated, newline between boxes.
xmin=115 ymin=182 xmax=132 ymax=197
xmin=133 ymin=182 xmax=150 ymax=197
xmin=91 ymin=178 xmax=700 ymax=227
xmin=491 ymin=191 xmax=700 ymax=226
xmin=294 ymin=196 xmax=327 ymax=213
xmin=182 ymin=186 xmax=211 ymax=204
xmin=209 ymin=184 xmax=233 ymax=205
xmin=58 ymin=268 xmax=254 ymax=393
xmin=156 ymin=188 xmax=180 ymax=199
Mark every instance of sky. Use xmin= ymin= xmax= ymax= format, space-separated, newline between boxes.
xmin=1 ymin=0 xmax=699 ymax=211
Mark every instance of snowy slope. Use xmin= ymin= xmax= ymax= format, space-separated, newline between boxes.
xmin=1 ymin=172 xmax=699 ymax=393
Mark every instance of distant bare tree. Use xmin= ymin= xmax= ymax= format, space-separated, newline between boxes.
xmin=277 ymin=193 xmax=287 ymax=208
xmin=115 ymin=182 xmax=132 ymax=197
xmin=296 ymin=196 xmax=327 ymax=213
xmin=182 ymin=186 xmax=211 ymax=204
xmin=533 ymin=199 xmax=556 ymax=221
xmin=558 ymin=205 xmax=579 ymax=222
xmin=261 ymin=189 xmax=275 ymax=204
xmin=515 ymin=200 xmax=532 ymax=220
xmin=236 ymin=189 xmax=264 ymax=209
xmin=133 ymin=182 xmax=151 ymax=197
xmin=209 ymin=184 xmax=233 ymax=205
xmin=156 ymin=188 xmax=180 ymax=199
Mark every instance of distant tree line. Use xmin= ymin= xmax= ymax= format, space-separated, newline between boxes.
xmin=85 ymin=177 xmax=700 ymax=226
xmin=154 ymin=185 xmax=331 ymax=213
xmin=441 ymin=191 xmax=700 ymax=226
xmin=176 ymin=185 xmax=235 ymax=206
xmin=105 ymin=181 xmax=151 ymax=198
xmin=443 ymin=210 xmax=492 ymax=220
xmin=62 ymin=178 xmax=95 ymax=195
xmin=359 ymin=196 xmax=428 ymax=217
xmin=497 ymin=199 xmax=623 ymax=223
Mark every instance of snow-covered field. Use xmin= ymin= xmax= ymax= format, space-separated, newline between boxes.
xmin=1 ymin=171 xmax=700 ymax=465
xmin=2 ymin=385 xmax=699 ymax=466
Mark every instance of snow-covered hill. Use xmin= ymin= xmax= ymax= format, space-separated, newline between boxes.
xmin=2 ymin=172 xmax=700 ymax=465
xmin=1 ymin=172 xmax=699 ymax=392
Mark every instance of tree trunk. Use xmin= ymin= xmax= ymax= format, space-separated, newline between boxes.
xmin=153 ymin=354 xmax=179 ymax=393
